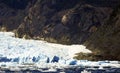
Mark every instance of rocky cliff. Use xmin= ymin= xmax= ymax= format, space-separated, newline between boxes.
xmin=16 ymin=0 xmax=119 ymax=44
xmin=84 ymin=4 xmax=120 ymax=60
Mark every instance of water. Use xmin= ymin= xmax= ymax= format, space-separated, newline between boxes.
xmin=1 ymin=68 xmax=120 ymax=73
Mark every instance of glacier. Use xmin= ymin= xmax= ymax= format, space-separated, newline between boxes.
xmin=0 ymin=32 xmax=120 ymax=72
xmin=0 ymin=32 xmax=91 ymax=64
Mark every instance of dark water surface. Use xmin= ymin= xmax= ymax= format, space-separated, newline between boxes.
xmin=1 ymin=68 xmax=120 ymax=73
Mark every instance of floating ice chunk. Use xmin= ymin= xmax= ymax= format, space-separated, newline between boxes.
xmin=65 ymin=59 xmax=77 ymax=65
xmin=99 ymin=66 xmax=104 ymax=69
xmin=81 ymin=70 xmax=91 ymax=73
xmin=110 ymin=61 xmax=119 ymax=64
xmin=51 ymin=56 xmax=59 ymax=63
xmin=69 ymin=60 xmax=77 ymax=65
xmin=47 ymin=68 xmax=57 ymax=72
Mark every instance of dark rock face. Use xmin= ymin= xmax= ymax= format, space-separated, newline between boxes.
xmin=0 ymin=0 xmax=36 ymax=30
xmin=16 ymin=0 xmax=118 ymax=44
xmin=84 ymin=5 xmax=120 ymax=60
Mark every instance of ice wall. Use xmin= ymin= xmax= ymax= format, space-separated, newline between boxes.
xmin=0 ymin=32 xmax=91 ymax=65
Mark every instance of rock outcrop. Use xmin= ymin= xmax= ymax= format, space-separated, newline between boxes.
xmin=84 ymin=4 xmax=120 ymax=60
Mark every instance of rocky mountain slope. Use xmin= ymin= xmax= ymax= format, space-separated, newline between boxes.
xmin=84 ymin=4 xmax=120 ymax=60
xmin=16 ymin=0 xmax=119 ymax=44
xmin=0 ymin=0 xmax=120 ymax=60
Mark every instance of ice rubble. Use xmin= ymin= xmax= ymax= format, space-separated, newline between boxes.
xmin=0 ymin=32 xmax=119 ymax=69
